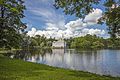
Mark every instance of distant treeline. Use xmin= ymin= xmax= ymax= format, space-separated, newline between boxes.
xmin=22 ymin=35 xmax=56 ymax=49
xmin=65 ymin=34 xmax=120 ymax=49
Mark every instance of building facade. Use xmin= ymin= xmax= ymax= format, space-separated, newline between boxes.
xmin=52 ymin=40 xmax=66 ymax=48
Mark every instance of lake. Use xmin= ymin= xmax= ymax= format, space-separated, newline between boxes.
xmin=5 ymin=49 xmax=120 ymax=77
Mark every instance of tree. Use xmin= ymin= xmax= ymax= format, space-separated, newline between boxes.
xmin=91 ymin=41 xmax=104 ymax=49
xmin=54 ymin=0 xmax=120 ymax=37
xmin=0 ymin=0 xmax=26 ymax=49
xmin=66 ymin=34 xmax=108 ymax=49
xmin=54 ymin=0 xmax=99 ymax=18
xmin=103 ymin=0 xmax=120 ymax=38
xmin=28 ymin=35 xmax=53 ymax=49
xmin=29 ymin=37 xmax=38 ymax=48
xmin=80 ymin=40 xmax=91 ymax=49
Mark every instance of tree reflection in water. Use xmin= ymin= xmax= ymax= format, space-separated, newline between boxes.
xmin=4 ymin=49 xmax=52 ymax=61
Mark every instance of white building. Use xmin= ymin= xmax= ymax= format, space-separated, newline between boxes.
xmin=52 ymin=40 xmax=66 ymax=48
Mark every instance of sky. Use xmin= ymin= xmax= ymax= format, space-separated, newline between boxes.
xmin=22 ymin=0 xmax=110 ymax=39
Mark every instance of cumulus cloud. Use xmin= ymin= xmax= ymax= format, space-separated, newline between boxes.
xmin=65 ymin=19 xmax=84 ymax=31
xmin=27 ymin=8 xmax=106 ymax=39
xmin=27 ymin=27 xmax=106 ymax=39
xmin=84 ymin=9 xmax=102 ymax=24
xmin=65 ymin=9 xmax=103 ymax=32
xmin=81 ymin=28 xmax=105 ymax=36
xmin=27 ymin=28 xmax=36 ymax=37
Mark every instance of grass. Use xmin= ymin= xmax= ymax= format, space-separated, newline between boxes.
xmin=0 ymin=49 xmax=21 ymax=54
xmin=0 ymin=55 xmax=120 ymax=80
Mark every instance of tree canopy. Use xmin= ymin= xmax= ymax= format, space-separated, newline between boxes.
xmin=0 ymin=0 xmax=26 ymax=49
xmin=28 ymin=35 xmax=56 ymax=49
xmin=104 ymin=0 xmax=120 ymax=38
xmin=66 ymin=34 xmax=120 ymax=49
xmin=54 ymin=0 xmax=99 ymax=18
xmin=54 ymin=0 xmax=120 ymax=38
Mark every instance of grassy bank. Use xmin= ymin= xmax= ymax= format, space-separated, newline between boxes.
xmin=0 ymin=49 xmax=22 ymax=54
xmin=0 ymin=55 xmax=120 ymax=80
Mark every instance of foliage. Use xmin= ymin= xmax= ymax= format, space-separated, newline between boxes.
xmin=54 ymin=0 xmax=99 ymax=18
xmin=91 ymin=41 xmax=104 ymax=49
xmin=66 ymin=34 xmax=120 ymax=49
xmin=0 ymin=27 xmax=22 ymax=49
xmin=0 ymin=0 xmax=26 ymax=49
xmin=28 ymin=35 xmax=56 ymax=49
xmin=104 ymin=0 xmax=120 ymax=38
xmin=106 ymin=38 xmax=120 ymax=49
xmin=54 ymin=0 xmax=120 ymax=38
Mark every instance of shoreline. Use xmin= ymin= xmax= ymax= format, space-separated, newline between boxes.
xmin=0 ymin=54 xmax=120 ymax=80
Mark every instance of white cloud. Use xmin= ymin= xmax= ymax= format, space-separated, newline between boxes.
xmin=84 ymin=9 xmax=102 ymax=24
xmin=27 ymin=28 xmax=36 ymax=37
xmin=27 ymin=27 xmax=106 ymax=39
xmin=65 ymin=19 xmax=84 ymax=31
xmin=27 ymin=8 xmax=106 ymax=39
xmin=25 ymin=0 xmax=65 ymax=30
xmin=64 ymin=8 xmax=103 ymax=32
xmin=81 ymin=28 xmax=105 ymax=36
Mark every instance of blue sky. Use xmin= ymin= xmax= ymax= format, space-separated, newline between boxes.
xmin=22 ymin=0 xmax=110 ymax=38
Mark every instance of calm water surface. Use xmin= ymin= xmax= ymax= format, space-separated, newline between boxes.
xmin=6 ymin=49 xmax=120 ymax=77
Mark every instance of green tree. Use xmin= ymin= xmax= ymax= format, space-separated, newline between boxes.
xmin=29 ymin=35 xmax=53 ymax=49
xmin=106 ymin=38 xmax=120 ymax=49
xmin=80 ymin=40 xmax=91 ymax=49
xmin=54 ymin=0 xmax=120 ymax=37
xmin=29 ymin=37 xmax=38 ymax=48
xmin=54 ymin=0 xmax=99 ymax=18
xmin=0 ymin=0 xmax=26 ymax=49
xmin=71 ymin=42 xmax=76 ymax=48
xmin=66 ymin=34 xmax=108 ymax=49
xmin=91 ymin=41 xmax=104 ymax=49
xmin=97 ymin=0 xmax=120 ymax=38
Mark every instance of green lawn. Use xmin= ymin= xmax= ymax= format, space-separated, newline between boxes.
xmin=0 ymin=54 xmax=120 ymax=80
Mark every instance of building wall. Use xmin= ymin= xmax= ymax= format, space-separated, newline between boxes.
xmin=52 ymin=40 xmax=66 ymax=48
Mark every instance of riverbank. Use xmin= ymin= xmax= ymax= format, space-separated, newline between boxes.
xmin=0 ymin=54 xmax=120 ymax=80
xmin=0 ymin=49 xmax=22 ymax=54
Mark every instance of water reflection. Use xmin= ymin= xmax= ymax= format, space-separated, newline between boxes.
xmin=5 ymin=49 xmax=120 ymax=77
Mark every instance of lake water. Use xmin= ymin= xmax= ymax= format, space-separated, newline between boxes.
xmin=5 ymin=49 xmax=120 ymax=77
